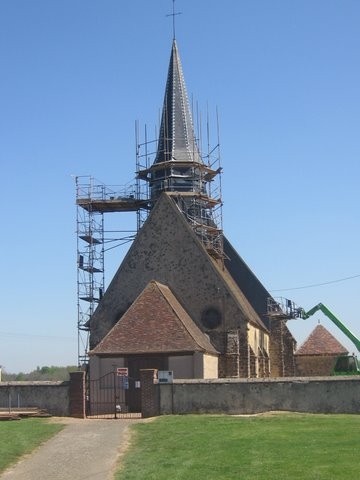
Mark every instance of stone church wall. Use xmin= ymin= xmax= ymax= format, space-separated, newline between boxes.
xmin=90 ymin=196 xmax=266 ymax=378
xmin=201 ymin=353 xmax=218 ymax=378
xmin=91 ymin=197 xmax=249 ymax=347
xmin=269 ymin=319 xmax=296 ymax=377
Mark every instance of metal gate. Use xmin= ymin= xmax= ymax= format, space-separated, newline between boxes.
xmin=87 ymin=371 xmax=141 ymax=419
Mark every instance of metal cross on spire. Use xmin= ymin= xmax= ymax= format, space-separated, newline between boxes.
xmin=166 ymin=0 xmax=182 ymax=40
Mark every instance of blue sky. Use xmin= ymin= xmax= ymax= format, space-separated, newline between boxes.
xmin=1 ymin=0 xmax=359 ymax=373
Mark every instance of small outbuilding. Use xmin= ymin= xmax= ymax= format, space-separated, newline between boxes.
xmin=295 ymin=324 xmax=348 ymax=376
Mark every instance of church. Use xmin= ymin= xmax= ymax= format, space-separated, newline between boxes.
xmin=88 ymin=38 xmax=297 ymax=391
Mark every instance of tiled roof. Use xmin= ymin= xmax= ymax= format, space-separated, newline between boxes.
xmin=90 ymin=280 xmax=219 ymax=356
xmin=295 ymin=324 xmax=348 ymax=356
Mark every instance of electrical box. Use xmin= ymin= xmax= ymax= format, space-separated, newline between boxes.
xmin=158 ymin=370 xmax=174 ymax=384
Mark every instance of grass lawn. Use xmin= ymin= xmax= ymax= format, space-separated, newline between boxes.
xmin=116 ymin=413 xmax=360 ymax=480
xmin=0 ymin=418 xmax=64 ymax=473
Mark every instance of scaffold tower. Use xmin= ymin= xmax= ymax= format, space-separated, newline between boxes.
xmin=75 ymin=175 xmax=149 ymax=366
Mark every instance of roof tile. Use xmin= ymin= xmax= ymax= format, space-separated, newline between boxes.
xmin=90 ymin=280 xmax=218 ymax=356
xmin=295 ymin=324 xmax=348 ymax=356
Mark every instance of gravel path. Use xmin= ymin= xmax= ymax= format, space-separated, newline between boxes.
xmin=1 ymin=417 xmax=142 ymax=480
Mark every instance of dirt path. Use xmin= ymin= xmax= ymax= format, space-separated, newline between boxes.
xmin=1 ymin=417 xmax=143 ymax=480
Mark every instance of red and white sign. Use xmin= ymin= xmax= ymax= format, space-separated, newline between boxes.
xmin=116 ymin=367 xmax=128 ymax=376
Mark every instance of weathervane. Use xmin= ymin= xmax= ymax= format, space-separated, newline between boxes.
xmin=166 ymin=0 xmax=182 ymax=40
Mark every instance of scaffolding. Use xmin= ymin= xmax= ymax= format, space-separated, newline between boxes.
xmin=136 ymin=119 xmax=224 ymax=262
xmin=267 ymin=297 xmax=303 ymax=320
xmin=76 ymin=116 xmax=223 ymax=365
xmin=75 ymin=175 xmax=149 ymax=366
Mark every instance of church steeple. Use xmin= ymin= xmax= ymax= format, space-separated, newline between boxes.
xmin=137 ymin=39 xmax=223 ymax=260
xmin=155 ymin=39 xmax=201 ymax=166
xmin=147 ymin=39 xmax=204 ymax=200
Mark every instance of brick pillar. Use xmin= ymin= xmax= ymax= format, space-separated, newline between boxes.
xmin=69 ymin=371 xmax=86 ymax=418
xmin=140 ymin=369 xmax=159 ymax=418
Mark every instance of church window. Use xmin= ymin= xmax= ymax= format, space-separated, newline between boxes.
xmin=201 ymin=307 xmax=222 ymax=329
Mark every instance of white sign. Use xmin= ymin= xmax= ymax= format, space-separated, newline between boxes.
xmin=158 ymin=370 xmax=174 ymax=384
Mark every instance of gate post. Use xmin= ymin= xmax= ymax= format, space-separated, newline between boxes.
xmin=69 ymin=371 xmax=86 ymax=418
xmin=140 ymin=369 xmax=159 ymax=418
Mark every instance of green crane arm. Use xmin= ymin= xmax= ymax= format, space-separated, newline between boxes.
xmin=301 ymin=303 xmax=360 ymax=353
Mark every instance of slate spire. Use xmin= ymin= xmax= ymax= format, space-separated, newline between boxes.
xmin=149 ymin=40 xmax=204 ymax=200
xmin=155 ymin=39 xmax=201 ymax=166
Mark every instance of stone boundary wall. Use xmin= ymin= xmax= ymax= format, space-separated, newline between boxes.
xmin=0 ymin=381 xmax=70 ymax=416
xmin=2 ymin=373 xmax=360 ymax=418
xmin=0 ymin=372 xmax=86 ymax=417
xmin=151 ymin=376 xmax=360 ymax=417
